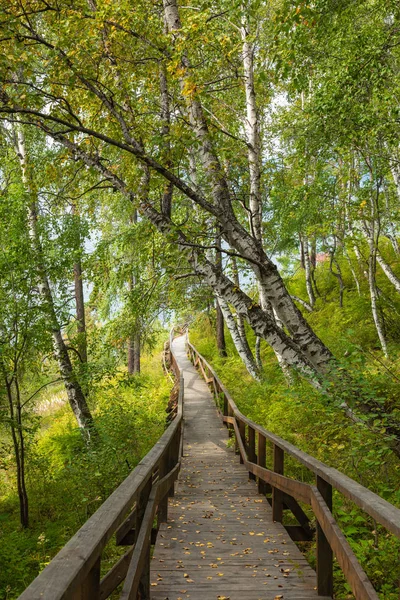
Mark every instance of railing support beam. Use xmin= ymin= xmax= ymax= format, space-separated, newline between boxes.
xmin=272 ymin=444 xmax=284 ymax=523
xmin=316 ymin=476 xmax=333 ymax=598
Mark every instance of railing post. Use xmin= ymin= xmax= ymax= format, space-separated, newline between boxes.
xmin=135 ymin=480 xmax=152 ymax=600
xmin=316 ymin=475 xmax=333 ymax=598
xmin=238 ymin=419 xmax=246 ymax=464
xmin=257 ymin=433 xmax=267 ymax=494
xmin=71 ymin=557 xmax=101 ymax=599
xmin=227 ymin=402 xmax=233 ymax=437
xmin=248 ymin=426 xmax=256 ymax=480
xmin=272 ymin=444 xmax=284 ymax=523
xmin=158 ymin=453 xmax=168 ymax=524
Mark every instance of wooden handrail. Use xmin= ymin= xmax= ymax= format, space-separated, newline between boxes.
xmin=187 ymin=337 xmax=400 ymax=600
xmin=18 ymin=343 xmax=184 ymax=600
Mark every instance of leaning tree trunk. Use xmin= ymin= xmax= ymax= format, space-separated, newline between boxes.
xmin=45 ymin=131 xmax=400 ymax=455
xmin=15 ymin=126 xmax=95 ymax=436
xmin=162 ymin=0 xmax=333 ymax=374
xmin=376 ymin=252 xmax=400 ymax=293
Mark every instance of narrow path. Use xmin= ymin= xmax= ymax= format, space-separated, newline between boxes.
xmin=151 ymin=336 xmax=328 ymax=600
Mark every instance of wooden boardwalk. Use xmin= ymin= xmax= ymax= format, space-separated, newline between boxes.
xmin=151 ymin=336 xmax=328 ymax=600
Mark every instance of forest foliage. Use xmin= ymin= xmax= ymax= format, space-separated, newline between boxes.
xmin=0 ymin=0 xmax=400 ymax=598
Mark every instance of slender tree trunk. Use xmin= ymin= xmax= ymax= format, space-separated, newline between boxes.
xmin=71 ymin=204 xmax=87 ymax=363
xmin=5 ymin=377 xmax=28 ymax=528
xmin=128 ymin=209 xmax=141 ymax=374
xmin=303 ymin=237 xmax=316 ymax=308
xmin=215 ymin=233 xmax=227 ymax=357
xmin=368 ymin=251 xmax=388 ymax=358
xmin=216 ymin=296 xmax=260 ymax=381
xmin=15 ymin=126 xmax=95 ymax=436
xmin=299 ymin=236 xmax=305 ymax=269
xmin=344 ymin=248 xmax=361 ymax=296
xmin=216 ymin=301 xmax=227 ymax=357
xmin=14 ymin=379 xmax=29 ymax=528
xmin=73 ymin=257 xmax=87 ymax=363
xmin=159 ymin=57 xmax=173 ymax=218
xmin=376 ymin=252 xmax=400 ymax=293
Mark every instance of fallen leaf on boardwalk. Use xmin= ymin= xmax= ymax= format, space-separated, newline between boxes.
xmin=186 ymin=578 xmax=194 ymax=583
xmin=150 ymin=583 xmax=157 ymax=586
xmin=274 ymin=596 xmax=283 ymax=599
xmin=184 ymin=573 xmax=189 ymax=578
xmin=217 ymin=572 xmax=224 ymax=576
xmin=217 ymin=596 xmax=230 ymax=599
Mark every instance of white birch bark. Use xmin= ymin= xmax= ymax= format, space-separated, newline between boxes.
xmin=14 ymin=126 xmax=95 ymax=435
xmin=216 ymin=296 xmax=260 ymax=381
xmin=361 ymin=215 xmax=389 ymax=358
xmin=376 ymin=252 xmax=400 ymax=293
xmin=369 ymin=252 xmax=389 ymax=358
xmin=303 ymin=236 xmax=316 ymax=308
xmin=241 ymin=11 xmax=262 ymax=245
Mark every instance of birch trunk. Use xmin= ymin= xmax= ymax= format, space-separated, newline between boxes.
xmin=217 ymin=296 xmax=260 ymax=381
xmin=369 ymin=252 xmax=388 ymax=358
xmin=215 ymin=234 xmax=227 ymax=357
xmin=15 ymin=127 xmax=95 ymax=436
xmin=303 ymin=236 xmax=316 ymax=308
xmin=361 ymin=215 xmax=389 ymax=358
xmin=376 ymin=252 xmax=400 ymax=293
xmin=231 ymin=256 xmax=255 ymax=358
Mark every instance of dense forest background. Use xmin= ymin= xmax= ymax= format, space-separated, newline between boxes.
xmin=0 ymin=0 xmax=400 ymax=598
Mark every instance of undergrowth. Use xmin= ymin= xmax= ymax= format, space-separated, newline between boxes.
xmin=0 ymin=345 xmax=171 ymax=600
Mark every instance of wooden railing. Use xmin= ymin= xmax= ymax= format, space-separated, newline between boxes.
xmin=18 ymin=343 xmax=184 ymax=600
xmin=187 ymin=338 xmax=400 ymax=600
